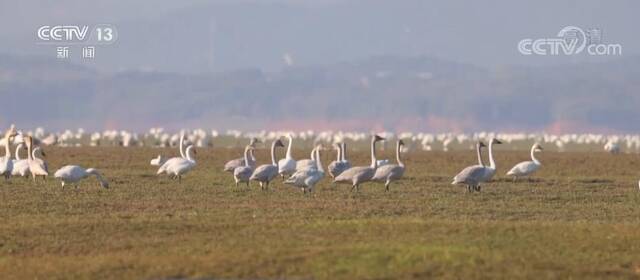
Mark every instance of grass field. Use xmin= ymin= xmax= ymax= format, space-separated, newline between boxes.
xmin=1 ymin=146 xmax=640 ymax=279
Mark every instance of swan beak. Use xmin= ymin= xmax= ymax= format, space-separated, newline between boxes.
xmin=494 ymin=139 xmax=503 ymax=144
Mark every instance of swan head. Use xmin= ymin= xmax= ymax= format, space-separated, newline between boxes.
xmin=491 ymin=138 xmax=502 ymax=145
xmin=533 ymin=143 xmax=543 ymax=152
xmin=478 ymin=141 xmax=487 ymax=148
xmin=249 ymin=137 xmax=261 ymax=147
xmin=374 ymin=135 xmax=385 ymax=142
xmin=274 ymin=139 xmax=285 ymax=148
xmin=398 ymin=139 xmax=405 ymax=146
xmin=4 ymin=126 xmax=18 ymax=139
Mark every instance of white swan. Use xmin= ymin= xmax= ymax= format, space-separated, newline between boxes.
xmin=160 ymin=145 xmax=196 ymax=181
xmin=372 ymin=139 xmax=406 ymax=191
xmin=157 ymin=133 xmax=188 ymax=175
xmin=285 ymin=144 xmax=325 ymax=193
xmin=295 ymin=145 xmax=318 ymax=171
xmin=334 ymin=135 xmax=385 ymax=191
xmin=11 ymin=143 xmax=30 ymax=177
xmin=0 ymin=126 xmax=18 ymax=179
xmin=278 ymin=134 xmax=297 ymax=178
xmin=480 ymin=138 xmax=502 ymax=182
xmin=149 ymin=155 xmax=166 ymax=166
xmin=328 ymin=142 xmax=352 ymax=179
xmin=233 ymin=145 xmax=255 ymax=187
xmin=250 ymin=139 xmax=285 ymax=190
xmin=452 ymin=141 xmax=486 ymax=192
xmin=25 ymin=136 xmax=48 ymax=182
xmin=506 ymin=143 xmax=543 ymax=181
xmin=224 ymin=138 xmax=260 ymax=172
xmin=54 ymin=165 xmax=109 ymax=189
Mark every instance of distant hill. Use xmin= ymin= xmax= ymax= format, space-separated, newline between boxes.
xmin=1 ymin=54 xmax=639 ymax=132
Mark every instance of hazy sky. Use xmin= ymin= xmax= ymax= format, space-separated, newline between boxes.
xmin=1 ymin=0 xmax=638 ymax=73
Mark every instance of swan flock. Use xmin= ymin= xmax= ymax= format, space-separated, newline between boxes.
xmin=20 ymin=124 xmax=640 ymax=194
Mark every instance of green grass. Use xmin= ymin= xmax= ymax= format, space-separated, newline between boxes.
xmin=1 ymin=147 xmax=640 ymax=279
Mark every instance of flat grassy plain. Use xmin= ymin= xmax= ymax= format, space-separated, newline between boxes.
xmin=1 ymin=146 xmax=640 ymax=279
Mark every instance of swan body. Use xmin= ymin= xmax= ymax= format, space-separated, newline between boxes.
xmin=0 ymin=126 xmax=18 ymax=179
xmin=506 ymin=143 xmax=543 ymax=181
xmin=372 ymin=140 xmax=406 ymax=191
xmin=233 ymin=145 xmax=255 ymax=187
xmin=224 ymin=138 xmax=259 ymax=172
xmin=334 ymin=135 xmax=385 ymax=191
xmin=277 ymin=134 xmax=297 ymax=178
xmin=376 ymin=159 xmax=390 ymax=167
xmin=452 ymin=141 xmax=487 ymax=192
xmin=161 ymin=146 xmax=196 ymax=181
xmin=250 ymin=139 xmax=285 ymax=190
xmin=54 ymin=165 xmax=109 ymax=189
xmin=285 ymin=145 xmax=325 ymax=193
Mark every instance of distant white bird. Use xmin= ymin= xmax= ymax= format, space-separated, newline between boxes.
xmin=278 ymin=134 xmax=297 ymax=178
xmin=334 ymin=135 xmax=385 ymax=191
xmin=372 ymin=139 xmax=406 ymax=191
xmin=149 ymin=155 xmax=166 ymax=166
xmin=224 ymin=138 xmax=259 ymax=172
xmin=604 ymin=141 xmax=620 ymax=154
xmin=452 ymin=141 xmax=487 ymax=192
xmin=285 ymin=144 xmax=325 ymax=193
xmin=159 ymin=145 xmax=196 ymax=181
xmin=0 ymin=126 xmax=18 ymax=179
xmin=25 ymin=136 xmax=48 ymax=182
xmin=506 ymin=143 xmax=543 ymax=181
xmin=54 ymin=165 xmax=109 ymax=189
xmin=233 ymin=145 xmax=255 ymax=187
xmin=250 ymin=139 xmax=285 ymax=190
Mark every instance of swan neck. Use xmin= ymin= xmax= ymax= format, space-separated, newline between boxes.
xmin=396 ymin=141 xmax=404 ymax=167
xmin=530 ymin=145 xmax=540 ymax=164
xmin=285 ymin=135 xmax=293 ymax=158
xmin=315 ymin=148 xmax=324 ymax=172
xmin=15 ymin=144 xmax=24 ymax=160
xmin=488 ymin=141 xmax=496 ymax=168
xmin=243 ymin=146 xmax=251 ymax=167
xmin=3 ymin=134 xmax=10 ymax=159
xmin=335 ymin=144 xmax=342 ymax=161
xmin=341 ymin=143 xmax=347 ymax=161
xmin=185 ymin=146 xmax=195 ymax=162
xmin=179 ymin=133 xmax=186 ymax=159
xmin=370 ymin=137 xmax=377 ymax=169
xmin=476 ymin=143 xmax=484 ymax=167
xmin=271 ymin=141 xmax=278 ymax=166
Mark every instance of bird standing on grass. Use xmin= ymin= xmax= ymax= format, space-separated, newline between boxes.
xmin=372 ymin=139 xmax=406 ymax=191
xmin=54 ymin=165 xmax=109 ymax=189
xmin=506 ymin=143 xmax=543 ymax=182
xmin=334 ymin=135 xmax=385 ymax=192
